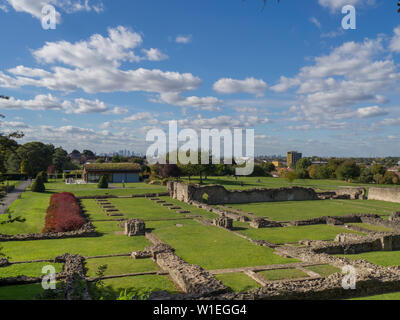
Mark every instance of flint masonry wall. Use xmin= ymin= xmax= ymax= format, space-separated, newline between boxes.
xmin=167 ymin=182 xmax=319 ymax=205
xmin=132 ymin=243 xmax=227 ymax=296
xmin=368 ymin=187 xmax=400 ymax=203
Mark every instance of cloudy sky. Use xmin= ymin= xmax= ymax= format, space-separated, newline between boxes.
xmin=0 ymin=0 xmax=399 ymax=157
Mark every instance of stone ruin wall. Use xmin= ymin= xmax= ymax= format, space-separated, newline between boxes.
xmin=368 ymin=187 xmax=400 ymax=203
xmin=132 ymin=243 xmax=227 ymax=296
xmin=167 ymin=182 xmax=366 ymax=205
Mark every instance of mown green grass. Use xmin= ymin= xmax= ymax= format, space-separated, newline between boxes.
xmin=215 ymin=272 xmax=261 ymax=292
xmin=109 ymin=198 xmax=184 ymax=220
xmin=0 ymin=221 xmax=151 ymax=262
xmin=229 ymin=200 xmax=400 ymax=222
xmin=90 ymin=275 xmax=179 ymax=300
xmin=0 ymin=283 xmax=51 ymax=300
xmin=85 ymin=256 xmax=159 ymax=277
xmin=44 ymin=181 xmax=166 ymax=197
xmin=258 ymin=268 xmax=309 ymax=281
xmin=236 ymin=224 xmax=362 ymax=245
xmin=181 ymin=176 xmax=398 ymax=191
xmin=350 ymin=292 xmax=400 ymax=300
xmin=337 ymin=251 xmax=400 ymax=267
xmin=305 ymin=264 xmax=341 ymax=277
xmin=347 ymin=223 xmax=392 ymax=232
xmin=0 ymin=191 xmax=50 ymax=235
xmin=148 ymin=219 xmax=298 ymax=270
xmin=0 ymin=262 xmax=63 ymax=278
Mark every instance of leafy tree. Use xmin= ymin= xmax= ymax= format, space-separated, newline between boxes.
xmin=16 ymin=142 xmax=54 ymax=177
xmin=370 ymin=164 xmax=387 ymax=176
xmin=37 ymin=171 xmax=48 ymax=183
xmin=251 ymin=164 xmax=268 ymax=177
xmin=160 ymin=164 xmax=181 ymax=179
xmin=53 ymin=147 xmax=70 ymax=172
xmin=285 ymin=171 xmax=299 ymax=183
xmin=31 ymin=175 xmax=46 ymax=193
xmin=95 ymin=158 xmax=105 ymax=163
xmin=98 ymin=176 xmax=108 ymax=189
xmin=336 ymin=161 xmax=361 ymax=181
xmin=82 ymin=150 xmax=95 ymax=158
xmin=296 ymin=158 xmax=312 ymax=171
xmin=327 ymin=159 xmax=344 ymax=178
xmin=308 ymin=164 xmax=330 ymax=179
xmin=262 ymin=162 xmax=276 ymax=173
xmin=359 ymin=167 xmax=374 ymax=183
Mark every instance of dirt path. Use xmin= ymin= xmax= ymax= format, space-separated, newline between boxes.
xmin=0 ymin=180 xmax=32 ymax=215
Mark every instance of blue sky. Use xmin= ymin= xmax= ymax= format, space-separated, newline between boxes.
xmin=0 ymin=0 xmax=399 ymax=157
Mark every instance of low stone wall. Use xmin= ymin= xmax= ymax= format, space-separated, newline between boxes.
xmin=55 ymin=254 xmax=91 ymax=300
xmin=0 ymin=222 xmax=97 ymax=242
xmin=132 ymin=243 xmax=227 ymax=296
xmin=168 ymin=182 xmax=319 ymax=205
xmin=287 ymin=213 xmax=379 ymax=227
xmin=368 ymin=187 xmax=400 ymax=203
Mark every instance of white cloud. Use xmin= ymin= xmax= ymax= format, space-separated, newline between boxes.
xmin=0 ymin=94 xmax=62 ymax=110
xmin=317 ymin=0 xmax=374 ymax=12
xmin=142 ymin=48 xmax=168 ymax=61
xmin=62 ymin=98 xmax=108 ymax=114
xmin=213 ymin=77 xmax=268 ymax=96
xmin=175 ymin=35 xmax=192 ymax=44
xmin=1 ymin=0 xmax=103 ymax=22
xmin=157 ymin=92 xmax=222 ymax=111
xmin=357 ymin=106 xmax=388 ymax=118
xmin=272 ymin=36 xmax=400 ymax=123
xmin=0 ymin=27 xmax=217 ymax=109
xmin=33 ymin=26 xmax=143 ymax=68
xmin=390 ymin=26 xmax=400 ymax=53
xmin=0 ymin=93 xmax=132 ymax=115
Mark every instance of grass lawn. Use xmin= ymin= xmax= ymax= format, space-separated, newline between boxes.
xmin=0 ymin=283 xmax=51 ymax=300
xmin=90 ymin=275 xmax=179 ymax=299
xmin=0 ymin=191 xmax=50 ymax=235
xmin=215 ymin=272 xmax=261 ymax=292
xmin=0 ymin=221 xmax=151 ymax=262
xmin=109 ymin=198 xmax=184 ymax=220
xmin=350 ymin=292 xmax=400 ymax=300
xmin=0 ymin=262 xmax=63 ymax=278
xmin=305 ymin=264 xmax=341 ymax=277
xmin=181 ymin=176 xmax=397 ymax=191
xmin=148 ymin=219 xmax=298 ymax=270
xmin=44 ymin=181 xmax=166 ymax=197
xmin=85 ymin=256 xmax=159 ymax=277
xmin=258 ymin=268 xmax=309 ymax=281
xmin=228 ymin=200 xmax=400 ymax=222
xmin=236 ymin=224 xmax=362 ymax=244
xmin=347 ymin=223 xmax=393 ymax=232
xmin=336 ymin=251 xmax=400 ymax=267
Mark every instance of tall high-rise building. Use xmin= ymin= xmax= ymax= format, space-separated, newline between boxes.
xmin=287 ymin=151 xmax=302 ymax=168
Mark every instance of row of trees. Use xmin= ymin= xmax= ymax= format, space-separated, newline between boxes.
xmin=2 ymin=141 xmax=79 ymax=178
xmin=150 ymin=150 xmax=277 ymax=183
xmin=282 ymin=158 xmax=400 ymax=185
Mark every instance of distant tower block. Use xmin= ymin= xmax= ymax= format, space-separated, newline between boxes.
xmin=124 ymin=219 xmax=146 ymax=236
xmin=213 ymin=216 xmax=233 ymax=230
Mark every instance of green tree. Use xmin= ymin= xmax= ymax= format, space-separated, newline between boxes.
xmin=98 ymin=176 xmax=108 ymax=189
xmin=16 ymin=142 xmax=54 ymax=177
xmin=31 ymin=175 xmax=46 ymax=193
xmin=336 ymin=161 xmax=361 ymax=181
xmin=52 ymin=147 xmax=70 ymax=172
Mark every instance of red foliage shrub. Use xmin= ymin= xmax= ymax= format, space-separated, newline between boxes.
xmin=43 ymin=192 xmax=85 ymax=233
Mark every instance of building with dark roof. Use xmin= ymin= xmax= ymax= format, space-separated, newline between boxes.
xmin=83 ymin=163 xmax=141 ymax=183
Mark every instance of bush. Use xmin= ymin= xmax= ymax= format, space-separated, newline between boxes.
xmin=43 ymin=192 xmax=85 ymax=233
xmin=37 ymin=171 xmax=48 ymax=183
xmin=31 ymin=175 xmax=46 ymax=193
xmin=98 ymin=176 xmax=108 ymax=189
